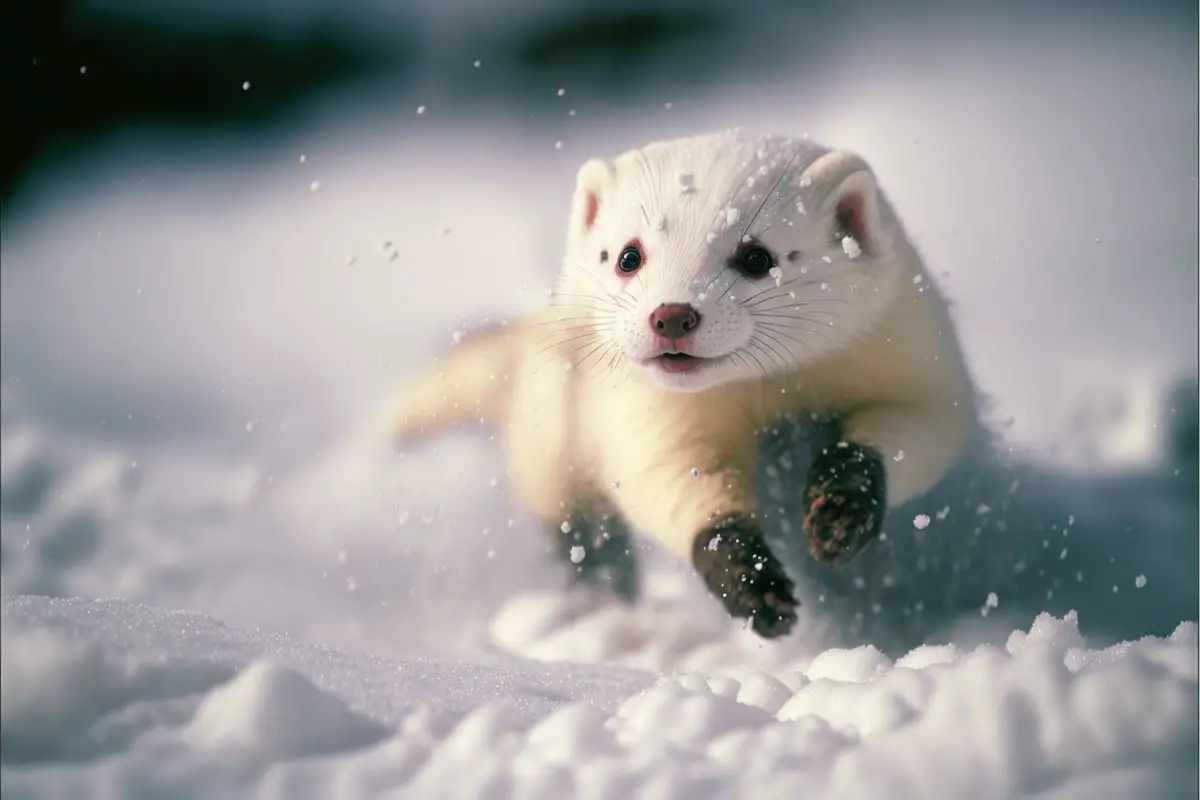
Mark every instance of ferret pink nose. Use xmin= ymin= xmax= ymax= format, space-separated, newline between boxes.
xmin=649 ymin=303 xmax=701 ymax=340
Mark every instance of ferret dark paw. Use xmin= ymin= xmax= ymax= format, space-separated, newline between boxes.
xmin=692 ymin=517 xmax=798 ymax=639
xmin=802 ymin=441 xmax=887 ymax=566
xmin=553 ymin=514 xmax=640 ymax=604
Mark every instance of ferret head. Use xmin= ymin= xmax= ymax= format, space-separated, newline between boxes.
xmin=551 ymin=130 xmax=909 ymax=392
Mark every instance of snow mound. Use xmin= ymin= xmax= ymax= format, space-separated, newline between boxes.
xmin=2 ymin=596 xmax=1196 ymax=798
xmin=184 ymin=660 xmax=391 ymax=765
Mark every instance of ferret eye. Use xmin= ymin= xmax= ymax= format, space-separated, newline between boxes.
xmin=732 ymin=244 xmax=774 ymax=278
xmin=616 ymin=242 xmax=643 ymax=275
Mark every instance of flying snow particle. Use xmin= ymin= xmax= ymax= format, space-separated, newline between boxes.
xmin=1135 ymin=574 xmax=1147 ymax=589
xmin=664 ymin=102 xmax=674 ymax=110
xmin=299 ymin=154 xmax=307 ymax=163
xmin=912 ymin=275 xmax=924 ymax=285
xmin=842 ymin=236 xmax=862 ymax=259
xmin=244 ymin=421 xmax=256 ymax=433
xmin=913 ymin=514 xmax=931 ymax=530
xmin=242 ymin=80 xmax=251 ymax=91
xmin=554 ymin=141 xmax=563 ymax=150
xmin=981 ymin=591 xmax=999 ymax=617
xmin=473 ymin=60 xmax=482 ymax=68
xmin=560 ymin=520 xmax=572 ymax=534
xmin=569 ymin=545 xmax=585 ymax=563
xmin=894 ymin=450 xmax=906 ymax=462
xmin=416 ymin=105 xmax=427 ymax=115
xmin=706 ymin=535 xmax=722 ymax=551
xmin=724 ymin=207 xmax=740 ymax=227
xmin=451 ymin=330 xmax=464 ymax=345
xmin=795 ymin=200 xmax=807 ymax=215
xmin=309 ymin=181 xmax=321 ymax=192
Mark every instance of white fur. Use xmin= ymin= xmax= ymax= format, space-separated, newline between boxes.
xmin=556 ymin=131 xmax=902 ymax=393
xmin=394 ymin=131 xmax=976 ymax=562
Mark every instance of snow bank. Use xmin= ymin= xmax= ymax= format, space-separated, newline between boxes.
xmin=2 ymin=596 xmax=1195 ymax=798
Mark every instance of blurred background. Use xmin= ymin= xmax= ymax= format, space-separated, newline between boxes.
xmin=1 ymin=0 xmax=1197 ymax=658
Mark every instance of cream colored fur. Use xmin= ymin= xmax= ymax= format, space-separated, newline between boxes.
xmin=393 ymin=131 xmax=975 ymax=562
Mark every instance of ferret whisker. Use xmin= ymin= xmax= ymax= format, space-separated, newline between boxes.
xmin=753 ymin=323 xmax=806 ymax=347
xmin=579 ymin=271 xmax=635 ymax=310
xmin=575 ymin=339 xmax=610 ymax=371
xmin=533 ymin=330 xmax=605 ymax=357
xmin=739 ymin=150 xmax=800 ymax=242
xmin=751 ymin=331 xmax=791 ymax=372
xmin=741 ymin=343 xmax=770 ymax=378
xmin=757 ymin=319 xmax=830 ymax=342
xmin=751 ymin=308 xmax=841 ymax=321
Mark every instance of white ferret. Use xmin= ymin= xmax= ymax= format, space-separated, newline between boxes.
xmin=393 ymin=130 xmax=976 ymax=639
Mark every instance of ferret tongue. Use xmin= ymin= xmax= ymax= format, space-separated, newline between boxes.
xmin=656 ymin=355 xmax=701 ymax=373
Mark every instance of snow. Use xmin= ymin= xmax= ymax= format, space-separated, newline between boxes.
xmin=2 ymin=597 xmax=1196 ymax=798
xmin=3 ymin=10 xmax=1197 ymax=798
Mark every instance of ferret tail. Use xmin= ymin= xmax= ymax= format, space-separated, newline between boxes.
xmin=391 ymin=323 xmax=520 ymax=444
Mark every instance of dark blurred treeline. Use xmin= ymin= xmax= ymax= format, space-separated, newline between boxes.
xmin=1 ymin=0 xmax=1196 ymax=204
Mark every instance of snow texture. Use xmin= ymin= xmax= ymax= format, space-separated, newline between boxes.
xmin=2 ymin=12 xmax=1198 ymax=799
xmin=2 ymin=596 xmax=1197 ymax=799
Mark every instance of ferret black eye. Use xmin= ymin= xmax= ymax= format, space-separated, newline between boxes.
xmin=732 ymin=244 xmax=774 ymax=278
xmin=616 ymin=242 xmax=643 ymax=275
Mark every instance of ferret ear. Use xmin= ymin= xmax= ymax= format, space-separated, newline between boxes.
xmin=801 ymin=150 xmax=892 ymax=257
xmin=569 ymin=158 xmax=616 ymax=236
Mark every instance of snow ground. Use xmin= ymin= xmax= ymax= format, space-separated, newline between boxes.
xmin=2 ymin=16 xmax=1198 ymax=800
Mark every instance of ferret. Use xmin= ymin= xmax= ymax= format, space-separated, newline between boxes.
xmin=392 ymin=130 xmax=976 ymax=639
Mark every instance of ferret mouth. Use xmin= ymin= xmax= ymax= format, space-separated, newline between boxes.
xmin=649 ymin=352 xmax=705 ymax=374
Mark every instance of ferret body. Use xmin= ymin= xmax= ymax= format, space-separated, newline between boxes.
xmin=393 ymin=130 xmax=976 ymax=638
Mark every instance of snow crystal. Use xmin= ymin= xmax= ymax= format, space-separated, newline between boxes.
xmin=913 ymin=514 xmax=931 ymax=530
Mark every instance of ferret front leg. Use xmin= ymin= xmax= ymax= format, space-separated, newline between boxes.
xmin=803 ymin=401 xmax=970 ymax=565
xmin=691 ymin=516 xmax=798 ymax=638
xmin=552 ymin=505 xmax=640 ymax=604
xmin=606 ymin=455 xmax=798 ymax=638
